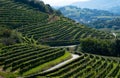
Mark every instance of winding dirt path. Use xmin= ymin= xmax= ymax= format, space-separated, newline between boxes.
xmin=113 ymin=33 xmax=117 ymax=38
xmin=43 ymin=54 xmax=79 ymax=73
xmin=51 ymin=45 xmax=77 ymax=48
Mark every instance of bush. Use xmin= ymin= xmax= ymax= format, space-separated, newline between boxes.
xmin=14 ymin=0 xmax=60 ymax=14
xmin=0 ymin=29 xmax=23 ymax=46
xmin=80 ymin=38 xmax=119 ymax=57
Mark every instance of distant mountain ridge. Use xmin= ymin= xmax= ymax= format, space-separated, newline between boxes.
xmin=108 ymin=6 xmax=120 ymax=14
xmin=72 ymin=0 xmax=120 ymax=11
xmin=58 ymin=6 xmax=118 ymax=23
xmin=58 ymin=6 xmax=120 ymax=33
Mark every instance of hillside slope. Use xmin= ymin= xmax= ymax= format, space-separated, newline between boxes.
xmin=58 ymin=6 xmax=119 ymax=24
xmin=0 ymin=0 xmax=114 ymax=46
xmin=72 ymin=0 xmax=120 ymax=10
xmin=0 ymin=44 xmax=71 ymax=77
xmin=0 ymin=0 xmax=119 ymax=78
xmin=58 ymin=6 xmax=120 ymax=38
xmin=32 ymin=52 xmax=120 ymax=78
xmin=88 ymin=18 xmax=120 ymax=29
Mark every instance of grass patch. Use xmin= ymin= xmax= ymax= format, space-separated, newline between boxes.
xmin=0 ymin=66 xmax=19 ymax=78
xmin=23 ymin=52 xmax=72 ymax=76
xmin=0 ymin=71 xmax=18 ymax=78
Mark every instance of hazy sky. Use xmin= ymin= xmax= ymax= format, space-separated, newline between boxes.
xmin=42 ymin=0 xmax=91 ymax=6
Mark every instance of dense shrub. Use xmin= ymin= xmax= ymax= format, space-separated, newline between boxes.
xmin=0 ymin=28 xmax=23 ymax=46
xmin=14 ymin=0 xmax=61 ymax=15
xmin=80 ymin=38 xmax=120 ymax=57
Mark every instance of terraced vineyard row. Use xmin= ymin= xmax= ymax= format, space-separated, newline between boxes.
xmin=0 ymin=0 xmax=48 ymax=29
xmin=36 ymin=53 xmax=120 ymax=78
xmin=0 ymin=44 xmax=65 ymax=74
xmin=18 ymin=20 xmax=114 ymax=46
xmin=0 ymin=0 xmax=119 ymax=78
xmin=0 ymin=0 xmax=114 ymax=46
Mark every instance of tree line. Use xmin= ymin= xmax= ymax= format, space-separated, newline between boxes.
xmin=14 ymin=0 xmax=61 ymax=15
xmin=80 ymin=38 xmax=120 ymax=57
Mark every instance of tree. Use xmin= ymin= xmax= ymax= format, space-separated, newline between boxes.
xmin=0 ymin=29 xmax=23 ymax=46
xmin=80 ymin=38 xmax=119 ymax=57
xmin=115 ymin=39 xmax=120 ymax=57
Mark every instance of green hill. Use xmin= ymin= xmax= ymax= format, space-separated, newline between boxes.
xmin=32 ymin=52 xmax=120 ymax=78
xmin=58 ymin=6 xmax=118 ymax=24
xmin=0 ymin=44 xmax=71 ymax=77
xmin=0 ymin=0 xmax=119 ymax=78
xmin=87 ymin=18 xmax=120 ymax=29
xmin=0 ymin=0 xmax=114 ymax=46
xmin=58 ymin=6 xmax=120 ymax=38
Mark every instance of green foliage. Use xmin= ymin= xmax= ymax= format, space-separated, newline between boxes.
xmin=80 ymin=38 xmax=120 ymax=57
xmin=0 ymin=0 xmax=114 ymax=46
xmin=88 ymin=18 xmax=120 ymax=29
xmin=114 ymin=39 xmax=120 ymax=56
xmin=0 ymin=0 xmax=119 ymax=78
xmin=0 ymin=44 xmax=65 ymax=75
xmin=0 ymin=28 xmax=23 ymax=46
xmin=36 ymin=53 xmax=120 ymax=78
xmin=22 ymin=35 xmax=38 ymax=45
xmin=0 ymin=8 xmax=48 ymax=29
xmin=18 ymin=20 xmax=113 ymax=46
xmin=23 ymin=52 xmax=72 ymax=76
xmin=14 ymin=0 xmax=60 ymax=15
xmin=58 ymin=6 xmax=118 ymax=24
xmin=58 ymin=6 xmax=120 ymax=33
xmin=0 ymin=71 xmax=18 ymax=78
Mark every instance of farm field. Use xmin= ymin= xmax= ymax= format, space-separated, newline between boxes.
xmin=0 ymin=44 xmax=72 ymax=77
xmin=0 ymin=0 xmax=119 ymax=78
xmin=31 ymin=52 xmax=120 ymax=78
xmin=0 ymin=0 xmax=114 ymax=46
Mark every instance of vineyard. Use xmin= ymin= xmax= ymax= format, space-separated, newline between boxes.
xmin=36 ymin=52 xmax=120 ymax=78
xmin=0 ymin=0 xmax=48 ymax=29
xmin=0 ymin=0 xmax=120 ymax=78
xmin=0 ymin=44 xmax=72 ymax=77
xmin=0 ymin=0 xmax=114 ymax=46
xmin=18 ymin=20 xmax=114 ymax=46
xmin=0 ymin=44 xmax=119 ymax=77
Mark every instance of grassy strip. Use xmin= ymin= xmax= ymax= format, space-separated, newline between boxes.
xmin=0 ymin=71 xmax=18 ymax=78
xmin=0 ymin=65 xmax=19 ymax=78
xmin=23 ymin=52 xmax=72 ymax=76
